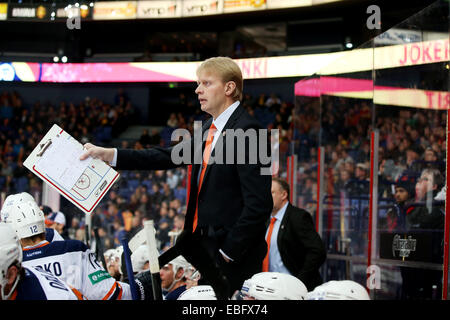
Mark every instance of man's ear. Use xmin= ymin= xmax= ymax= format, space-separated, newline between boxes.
xmin=7 ymin=265 xmax=19 ymax=286
xmin=224 ymin=81 xmax=236 ymax=97
xmin=175 ymin=268 xmax=185 ymax=280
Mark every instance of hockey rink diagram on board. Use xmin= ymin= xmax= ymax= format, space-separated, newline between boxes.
xmin=24 ymin=124 xmax=120 ymax=215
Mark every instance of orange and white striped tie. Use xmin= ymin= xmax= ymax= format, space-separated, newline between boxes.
xmin=192 ymin=122 xmax=217 ymax=232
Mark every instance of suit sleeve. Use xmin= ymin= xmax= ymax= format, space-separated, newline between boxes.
xmin=116 ymin=137 xmax=196 ymax=171
xmin=292 ymin=209 xmax=327 ymax=281
xmin=116 ymin=121 xmax=210 ymax=171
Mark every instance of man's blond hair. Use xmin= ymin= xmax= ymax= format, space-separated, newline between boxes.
xmin=197 ymin=56 xmax=243 ymax=101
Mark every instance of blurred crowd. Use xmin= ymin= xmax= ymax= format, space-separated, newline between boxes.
xmin=292 ymin=95 xmax=446 ymax=213
xmin=0 ymin=89 xmax=446 ymax=263
xmin=0 ymin=89 xmax=295 ymax=255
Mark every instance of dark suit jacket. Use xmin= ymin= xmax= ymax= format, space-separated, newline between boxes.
xmin=116 ymin=104 xmax=273 ymax=292
xmin=275 ymin=203 xmax=326 ymax=291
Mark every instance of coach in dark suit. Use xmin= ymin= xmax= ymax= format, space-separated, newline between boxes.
xmin=264 ymin=177 xmax=326 ymax=291
xmin=80 ymin=57 xmax=273 ymax=299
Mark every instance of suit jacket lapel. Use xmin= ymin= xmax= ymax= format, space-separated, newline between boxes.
xmin=277 ymin=203 xmax=291 ymax=248
xmin=191 ymin=117 xmax=212 ymax=188
xmin=198 ymin=105 xmax=245 ymax=195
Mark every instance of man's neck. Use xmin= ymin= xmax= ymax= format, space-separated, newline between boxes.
xmin=20 ymin=237 xmax=46 ymax=248
xmin=211 ymin=99 xmax=237 ymax=120
xmin=170 ymin=281 xmax=185 ymax=292
xmin=271 ymin=201 xmax=288 ymax=216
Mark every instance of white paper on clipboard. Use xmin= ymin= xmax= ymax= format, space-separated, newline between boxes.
xmin=23 ymin=124 xmax=120 ymax=215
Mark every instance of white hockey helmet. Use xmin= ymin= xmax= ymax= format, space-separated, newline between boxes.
xmin=177 ymin=285 xmax=217 ymax=300
xmin=307 ymin=280 xmax=370 ymax=300
xmin=1 ymin=192 xmax=35 ymax=223
xmin=167 ymin=255 xmax=190 ymax=274
xmin=104 ymin=248 xmax=116 ymax=262
xmin=131 ymin=245 xmax=149 ymax=274
xmin=0 ymin=223 xmax=23 ymax=300
xmin=112 ymin=246 xmax=124 ymax=275
xmin=163 ymin=255 xmax=191 ymax=292
xmin=8 ymin=201 xmax=46 ymax=239
xmin=234 ymin=272 xmax=308 ymax=300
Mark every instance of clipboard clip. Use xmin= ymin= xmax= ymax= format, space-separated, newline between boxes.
xmin=36 ymin=139 xmax=52 ymax=157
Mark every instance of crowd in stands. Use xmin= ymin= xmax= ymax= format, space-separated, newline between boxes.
xmin=0 ymin=88 xmax=295 ymax=254
xmin=0 ymin=88 xmax=446 ymax=264
xmin=293 ymin=95 xmax=446 ymax=211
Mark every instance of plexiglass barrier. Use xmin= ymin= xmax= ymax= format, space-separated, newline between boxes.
xmin=294 ymin=0 xmax=449 ymax=299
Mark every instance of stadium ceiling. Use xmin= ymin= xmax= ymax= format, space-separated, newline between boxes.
xmin=0 ymin=0 xmax=441 ymax=63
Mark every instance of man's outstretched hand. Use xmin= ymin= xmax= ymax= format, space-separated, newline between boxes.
xmin=80 ymin=143 xmax=115 ymax=164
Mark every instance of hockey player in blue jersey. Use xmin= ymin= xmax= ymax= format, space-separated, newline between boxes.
xmin=0 ymin=223 xmax=84 ymax=300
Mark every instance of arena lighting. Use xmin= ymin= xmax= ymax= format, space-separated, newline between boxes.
xmin=345 ymin=37 xmax=353 ymax=49
xmin=53 ymin=56 xmax=59 ymax=63
xmin=61 ymin=56 xmax=68 ymax=63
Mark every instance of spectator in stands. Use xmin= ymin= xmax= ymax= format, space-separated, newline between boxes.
xmin=383 ymin=173 xmax=417 ymax=232
xmin=150 ymin=128 xmax=161 ymax=146
xmin=173 ymin=213 xmax=185 ymax=233
xmin=161 ymin=183 xmax=174 ymax=203
xmin=405 ymin=144 xmax=424 ymax=173
xmin=167 ymin=113 xmax=178 ymax=128
xmin=139 ymin=128 xmax=152 ymax=147
xmin=46 ymin=211 xmax=68 ymax=240
xmin=150 ymin=183 xmax=164 ymax=205
xmin=166 ymin=170 xmax=179 ymax=189
xmin=68 ymin=217 xmax=80 ymax=240
xmin=137 ymin=193 xmax=151 ymax=216
xmin=265 ymin=93 xmax=281 ymax=110
xmin=394 ymin=168 xmax=445 ymax=300
xmin=345 ymin=163 xmax=370 ymax=196
xmin=157 ymin=218 xmax=171 ymax=251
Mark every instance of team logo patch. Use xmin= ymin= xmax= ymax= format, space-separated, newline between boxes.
xmin=88 ymin=270 xmax=111 ymax=284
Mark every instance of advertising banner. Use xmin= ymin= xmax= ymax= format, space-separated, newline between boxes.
xmin=0 ymin=3 xmax=7 ymax=20
xmin=93 ymin=1 xmax=137 ymax=20
xmin=8 ymin=4 xmax=51 ymax=20
xmin=1 ymin=40 xmax=448 ymax=83
xmin=312 ymin=0 xmax=342 ymax=4
xmin=182 ymin=0 xmax=223 ymax=17
xmin=267 ymin=0 xmax=312 ymax=9
xmin=56 ymin=4 xmax=93 ymax=20
xmin=223 ymin=0 xmax=266 ymax=13
xmin=137 ymin=0 xmax=182 ymax=19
